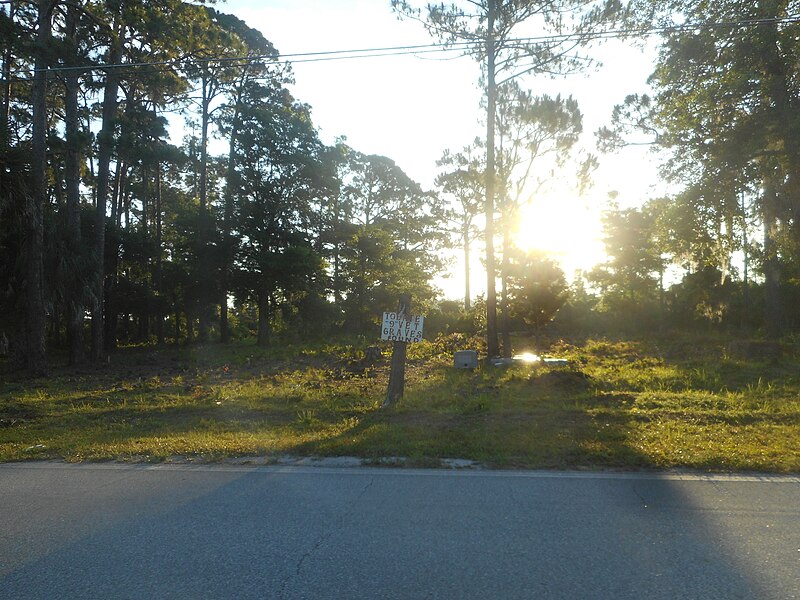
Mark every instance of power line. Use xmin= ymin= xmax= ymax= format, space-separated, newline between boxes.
xmin=4 ymin=14 xmax=800 ymax=80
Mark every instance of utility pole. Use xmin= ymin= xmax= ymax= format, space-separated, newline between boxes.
xmin=485 ymin=0 xmax=500 ymax=359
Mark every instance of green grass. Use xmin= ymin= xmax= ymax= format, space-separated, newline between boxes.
xmin=1 ymin=333 xmax=800 ymax=472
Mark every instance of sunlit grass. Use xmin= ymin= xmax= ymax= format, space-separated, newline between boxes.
xmin=1 ymin=334 xmax=799 ymax=471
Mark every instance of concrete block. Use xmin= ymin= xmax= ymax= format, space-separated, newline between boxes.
xmin=454 ymin=350 xmax=479 ymax=369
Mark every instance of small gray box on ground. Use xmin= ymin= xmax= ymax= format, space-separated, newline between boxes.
xmin=454 ymin=350 xmax=478 ymax=369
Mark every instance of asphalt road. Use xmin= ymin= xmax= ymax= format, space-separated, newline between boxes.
xmin=1 ymin=462 xmax=798 ymax=600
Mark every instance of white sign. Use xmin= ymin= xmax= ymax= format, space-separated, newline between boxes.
xmin=381 ymin=312 xmax=424 ymax=343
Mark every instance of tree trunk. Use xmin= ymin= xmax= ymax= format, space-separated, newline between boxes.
xmin=500 ymin=226 xmax=511 ymax=358
xmin=64 ymin=5 xmax=83 ymax=364
xmin=763 ymin=177 xmax=783 ymax=340
xmin=185 ymin=310 xmax=194 ymax=345
xmin=740 ymin=191 xmax=750 ymax=328
xmin=173 ymin=304 xmax=181 ymax=347
xmin=0 ymin=1 xmax=14 ymax=146
xmin=91 ymin=32 xmax=121 ymax=361
xmin=110 ymin=158 xmax=121 ymax=226
xmin=197 ymin=71 xmax=213 ymax=342
xmin=140 ymin=163 xmax=149 ymax=235
xmin=383 ymin=295 xmax=411 ymax=408
xmin=220 ymin=80 xmax=243 ymax=343
xmin=463 ymin=222 xmax=471 ymax=311
xmin=24 ymin=0 xmax=53 ymax=376
xmin=103 ymin=244 xmax=118 ymax=353
xmin=219 ymin=292 xmax=229 ymax=343
xmin=484 ymin=0 xmax=499 ymax=358
xmin=257 ymin=290 xmax=270 ymax=346
xmin=155 ymin=158 xmax=164 ymax=345
xmin=333 ymin=194 xmax=342 ymax=308
xmin=119 ymin=164 xmax=131 ymax=228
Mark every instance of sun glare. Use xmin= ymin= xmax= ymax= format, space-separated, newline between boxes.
xmin=514 ymin=194 xmax=607 ymax=277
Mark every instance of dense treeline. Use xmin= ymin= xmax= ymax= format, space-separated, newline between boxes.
xmin=4 ymin=1 xmax=800 ymax=377
xmin=424 ymin=0 xmax=800 ymax=343
xmin=592 ymin=0 xmax=800 ymax=337
xmin=0 ymin=1 xmax=446 ymax=374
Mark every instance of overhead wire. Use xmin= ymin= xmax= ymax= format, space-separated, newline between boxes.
xmin=2 ymin=14 xmax=800 ymax=82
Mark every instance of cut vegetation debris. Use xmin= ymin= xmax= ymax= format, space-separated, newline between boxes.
xmin=1 ymin=334 xmax=799 ymax=472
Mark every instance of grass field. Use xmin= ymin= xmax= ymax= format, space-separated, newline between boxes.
xmin=1 ymin=333 xmax=799 ymax=472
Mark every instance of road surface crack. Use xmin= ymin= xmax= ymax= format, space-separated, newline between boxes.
xmin=279 ymin=476 xmax=376 ymax=599
xmin=631 ymin=482 xmax=649 ymax=508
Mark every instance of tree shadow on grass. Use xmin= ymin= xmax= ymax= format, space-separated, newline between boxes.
xmin=286 ymin=363 xmax=659 ymax=470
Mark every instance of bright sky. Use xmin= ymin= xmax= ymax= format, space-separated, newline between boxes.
xmin=223 ymin=0 xmax=668 ymax=300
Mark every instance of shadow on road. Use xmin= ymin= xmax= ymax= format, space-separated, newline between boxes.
xmin=1 ymin=464 xmax=796 ymax=599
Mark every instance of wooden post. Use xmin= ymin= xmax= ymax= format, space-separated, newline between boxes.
xmin=383 ymin=294 xmax=411 ymax=408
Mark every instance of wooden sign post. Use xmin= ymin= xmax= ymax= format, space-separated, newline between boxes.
xmin=382 ymin=294 xmax=423 ymax=408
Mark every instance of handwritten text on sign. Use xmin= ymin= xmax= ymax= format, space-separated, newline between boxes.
xmin=381 ymin=312 xmax=424 ymax=343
